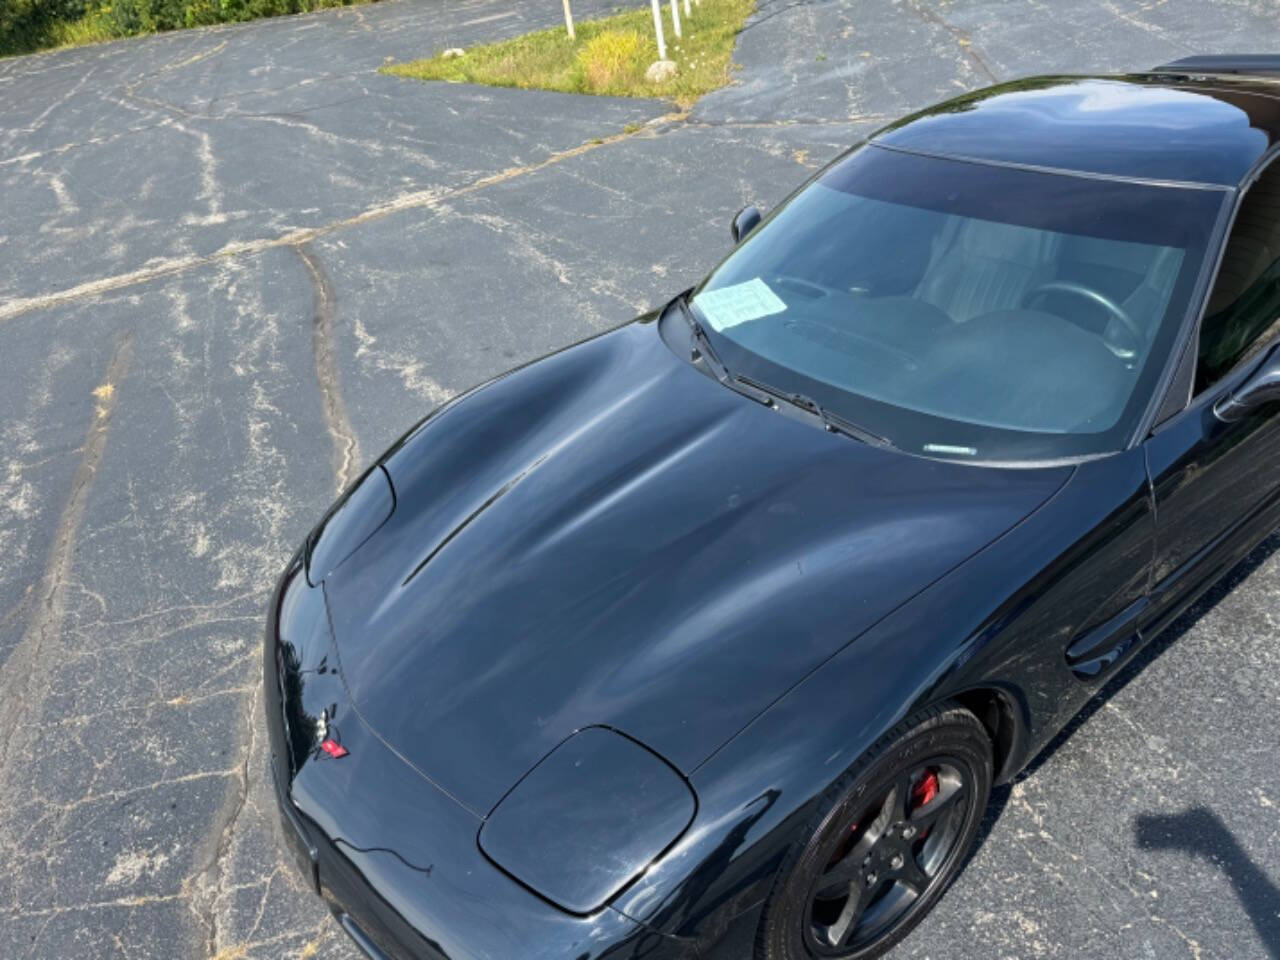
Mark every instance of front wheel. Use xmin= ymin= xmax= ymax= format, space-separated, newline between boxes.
xmin=756 ymin=703 xmax=993 ymax=960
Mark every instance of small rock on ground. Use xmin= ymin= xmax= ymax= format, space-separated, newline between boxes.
xmin=646 ymin=59 xmax=678 ymax=84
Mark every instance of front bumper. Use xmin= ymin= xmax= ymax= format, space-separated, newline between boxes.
xmin=266 ymin=750 xmax=437 ymax=960
xmin=270 ymin=756 xmax=397 ymax=960
xmin=264 ymin=558 xmax=697 ymax=960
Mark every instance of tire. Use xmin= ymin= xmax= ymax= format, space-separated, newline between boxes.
xmin=755 ymin=702 xmax=993 ymax=960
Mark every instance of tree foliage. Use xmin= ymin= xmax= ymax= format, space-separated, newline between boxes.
xmin=1 ymin=0 xmax=89 ymax=50
xmin=0 ymin=0 xmax=368 ymax=56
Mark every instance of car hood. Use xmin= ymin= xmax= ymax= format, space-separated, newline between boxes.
xmin=323 ymin=316 xmax=1070 ymax=816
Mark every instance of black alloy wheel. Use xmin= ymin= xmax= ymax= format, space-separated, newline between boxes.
xmin=756 ymin=703 xmax=993 ymax=960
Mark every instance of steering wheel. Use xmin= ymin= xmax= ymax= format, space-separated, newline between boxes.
xmin=1021 ymin=280 xmax=1142 ymax=355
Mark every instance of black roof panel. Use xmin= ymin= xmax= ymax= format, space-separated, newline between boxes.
xmin=1153 ymin=55 xmax=1280 ymax=78
xmin=872 ymin=76 xmax=1280 ymax=187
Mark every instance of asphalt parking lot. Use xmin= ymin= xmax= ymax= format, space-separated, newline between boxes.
xmin=1 ymin=0 xmax=1278 ymax=957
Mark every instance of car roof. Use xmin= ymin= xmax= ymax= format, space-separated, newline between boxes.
xmin=871 ymin=74 xmax=1280 ymax=188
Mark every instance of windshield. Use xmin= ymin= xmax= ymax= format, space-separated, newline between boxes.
xmin=691 ymin=145 xmax=1225 ymax=461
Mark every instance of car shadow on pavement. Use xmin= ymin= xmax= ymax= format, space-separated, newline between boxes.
xmin=963 ymin=530 xmax=1280 ymax=881
xmin=1133 ymin=807 xmax=1280 ymax=959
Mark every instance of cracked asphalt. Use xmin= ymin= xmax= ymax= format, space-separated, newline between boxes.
xmin=1 ymin=0 xmax=1278 ymax=957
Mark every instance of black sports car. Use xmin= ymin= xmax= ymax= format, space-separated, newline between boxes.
xmin=267 ymin=56 xmax=1280 ymax=960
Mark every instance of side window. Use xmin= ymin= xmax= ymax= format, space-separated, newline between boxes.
xmin=1196 ymin=160 xmax=1280 ymax=393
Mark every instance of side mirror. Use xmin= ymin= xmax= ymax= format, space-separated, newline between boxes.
xmin=731 ymin=205 xmax=762 ymax=244
xmin=1214 ymin=344 xmax=1280 ymax=421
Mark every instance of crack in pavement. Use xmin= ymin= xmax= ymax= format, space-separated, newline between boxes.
xmin=296 ymin=243 xmax=361 ymax=493
xmin=904 ymin=0 xmax=999 ymax=84
xmin=0 ymin=112 xmax=686 ymax=325
xmin=0 ymin=332 xmax=133 ymax=777
xmin=1101 ymin=0 xmax=1196 ymax=53
xmin=190 ymin=682 xmax=260 ymax=959
xmin=0 ymin=120 xmax=176 ymax=168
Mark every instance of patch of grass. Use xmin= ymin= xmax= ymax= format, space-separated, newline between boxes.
xmin=578 ymin=28 xmax=645 ymax=89
xmin=383 ymin=0 xmax=755 ymax=108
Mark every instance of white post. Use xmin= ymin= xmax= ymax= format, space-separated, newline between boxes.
xmin=650 ymin=0 xmax=667 ymax=59
xmin=683 ymin=0 xmax=691 ymax=17
xmin=561 ymin=0 xmax=575 ymax=40
xmin=670 ymin=0 xmax=682 ymax=38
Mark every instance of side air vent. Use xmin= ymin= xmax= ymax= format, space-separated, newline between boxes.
xmin=1065 ymin=597 xmax=1147 ymax=681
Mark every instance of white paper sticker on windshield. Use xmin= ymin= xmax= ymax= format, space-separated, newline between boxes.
xmin=694 ymin=277 xmax=787 ymax=330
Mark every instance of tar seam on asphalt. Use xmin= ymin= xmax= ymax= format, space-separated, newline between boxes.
xmin=296 ymin=243 xmax=361 ymax=493
xmin=0 ymin=113 xmax=686 ymax=325
xmin=0 ymin=331 xmax=133 ymax=769
xmin=904 ymin=0 xmax=998 ymax=83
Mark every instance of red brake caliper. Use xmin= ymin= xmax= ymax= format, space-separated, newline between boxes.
xmin=911 ymin=769 xmax=940 ymax=840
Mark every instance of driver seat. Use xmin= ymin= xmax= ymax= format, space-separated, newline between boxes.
xmin=1051 ymin=235 xmax=1178 ymax=345
xmin=1112 ymin=245 xmax=1182 ymax=347
xmin=915 ymin=218 xmax=1056 ymax=323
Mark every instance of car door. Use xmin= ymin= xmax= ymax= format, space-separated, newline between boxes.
xmin=1143 ymin=157 xmax=1280 ymax=639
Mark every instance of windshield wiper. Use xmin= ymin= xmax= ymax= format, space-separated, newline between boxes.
xmin=674 ymin=292 xmax=732 ymax=382
xmin=673 ymin=296 xmax=891 ymax=448
xmin=733 ymin=374 xmax=893 ymax=448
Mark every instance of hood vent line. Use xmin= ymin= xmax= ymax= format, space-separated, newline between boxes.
xmin=401 ymin=459 xmax=544 ymax=586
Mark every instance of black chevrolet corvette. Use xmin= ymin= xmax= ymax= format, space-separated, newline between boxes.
xmin=267 ymin=57 xmax=1280 ymax=960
